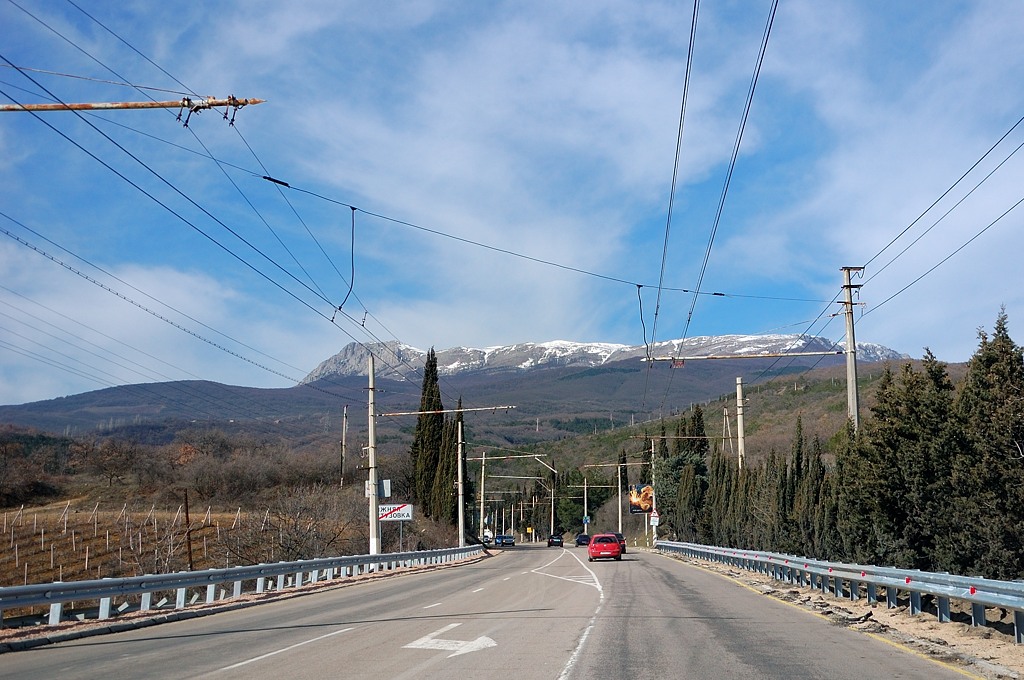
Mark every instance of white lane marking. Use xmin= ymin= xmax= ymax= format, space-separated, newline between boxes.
xmin=423 ymin=602 xmax=442 ymax=609
xmin=472 ymin=588 xmax=484 ymax=593
xmin=503 ymin=576 xmax=511 ymax=581
xmin=217 ymin=627 xmax=354 ymax=671
xmin=531 ymin=549 xmax=603 ymax=596
xmin=403 ymin=623 xmax=497 ymax=658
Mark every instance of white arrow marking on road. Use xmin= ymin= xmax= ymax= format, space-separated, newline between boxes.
xmin=403 ymin=623 xmax=497 ymax=658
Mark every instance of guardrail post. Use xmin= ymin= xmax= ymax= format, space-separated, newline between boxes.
xmin=833 ymin=577 xmax=843 ymax=598
xmin=175 ymin=588 xmax=187 ymax=609
xmin=294 ymin=570 xmax=303 ymax=588
xmin=48 ymin=602 xmax=62 ymax=625
xmin=256 ymin=577 xmax=266 ymax=593
xmin=277 ymin=573 xmax=286 ymax=591
xmin=1014 ymin=611 xmax=1023 ymax=645
xmin=936 ymin=596 xmax=950 ymax=623
xmin=206 ymin=584 xmax=216 ymax=604
xmin=850 ymin=580 xmax=860 ymax=602
xmin=233 ymin=581 xmax=242 ymax=598
xmin=866 ymin=583 xmax=877 ymax=604
xmin=971 ymin=603 xmax=986 ymax=627
xmin=99 ymin=597 xmax=112 ymax=620
xmin=141 ymin=592 xmax=152 ymax=611
xmin=909 ymin=591 xmax=922 ymax=615
xmin=886 ymin=587 xmax=898 ymax=609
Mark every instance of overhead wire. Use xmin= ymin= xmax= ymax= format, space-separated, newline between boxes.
xmin=2 ymin=5 xmax=462 ymax=411
xmin=51 ymin=0 xmax=460 ymax=403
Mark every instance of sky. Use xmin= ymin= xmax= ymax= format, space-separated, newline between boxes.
xmin=1 ymin=0 xmax=1023 ymax=406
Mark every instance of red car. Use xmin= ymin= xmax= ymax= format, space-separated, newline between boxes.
xmin=587 ymin=533 xmax=622 ymax=561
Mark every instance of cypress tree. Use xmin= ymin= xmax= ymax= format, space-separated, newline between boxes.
xmin=411 ymin=348 xmax=444 ymax=516
xmin=431 ymin=398 xmax=463 ymax=525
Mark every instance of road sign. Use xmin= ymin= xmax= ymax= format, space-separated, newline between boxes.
xmin=650 ymin=509 xmax=660 ymax=527
xmin=379 ymin=504 xmax=413 ymax=521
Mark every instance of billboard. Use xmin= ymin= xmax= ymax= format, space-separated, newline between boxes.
xmin=628 ymin=484 xmax=654 ymax=514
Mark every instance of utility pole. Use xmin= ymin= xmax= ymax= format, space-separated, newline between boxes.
xmin=479 ymin=451 xmax=487 ymax=541
xmin=650 ymin=439 xmax=658 ymax=542
xmin=340 ymin=405 xmax=348 ymax=488
xmin=367 ymin=355 xmax=379 ymax=556
xmin=842 ymin=267 xmax=864 ymax=431
xmin=457 ymin=422 xmax=466 ymax=548
xmin=736 ymin=378 xmax=746 ymax=470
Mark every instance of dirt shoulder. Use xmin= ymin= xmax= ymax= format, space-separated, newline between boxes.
xmin=658 ymin=550 xmax=1022 ymax=680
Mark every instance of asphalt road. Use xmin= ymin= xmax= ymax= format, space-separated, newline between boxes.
xmin=0 ymin=546 xmax=977 ymax=679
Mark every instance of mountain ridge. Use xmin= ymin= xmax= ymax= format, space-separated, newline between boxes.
xmin=301 ymin=334 xmax=909 ymax=382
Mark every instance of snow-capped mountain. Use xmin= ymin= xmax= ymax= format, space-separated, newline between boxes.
xmin=300 ymin=335 xmax=910 ymax=383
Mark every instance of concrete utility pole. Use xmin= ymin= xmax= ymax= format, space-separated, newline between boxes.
xmin=736 ymin=378 xmax=746 ymax=470
xmin=367 ymin=355 xmax=380 ymax=556
xmin=842 ymin=267 xmax=864 ymax=431
xmin=340 ymin=405 xmax=348 ymax=488
xmin=457 ymin=422 xmax=466 ymax=548
xmin=479 ymin=451 xmax=487 ymax=540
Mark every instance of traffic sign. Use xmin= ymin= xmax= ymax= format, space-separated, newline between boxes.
xmin=379 ymin=504 xmax=413 ymax=521
xmin=650 ymin=509 xmax=660 ymax=527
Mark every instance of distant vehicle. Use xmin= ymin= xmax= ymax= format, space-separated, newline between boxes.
xmin=547 ymin=534 xmax=563 ymax=547
xmin=494 ymin=534 xmax=515 ymax=547
xmin=574 ymin=533 xmax=591 ymax=546
xmin=611 ymin=532 xmax=627 ymax=553
xmin=587 ymin=533 xmax=622 ymax=561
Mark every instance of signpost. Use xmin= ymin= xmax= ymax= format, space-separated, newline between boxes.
xmin=379 ymin=504 xmax=414 ymax=551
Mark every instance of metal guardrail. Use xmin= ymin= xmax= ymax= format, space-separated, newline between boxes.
xmin=0 ymin=545 xmax=483 ymax=627
xmin=656 ymin=541 xmax=1024 ymax=644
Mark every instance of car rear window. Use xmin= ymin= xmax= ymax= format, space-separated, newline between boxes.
xmin=595 ymin=536 xmax=613 ymax=543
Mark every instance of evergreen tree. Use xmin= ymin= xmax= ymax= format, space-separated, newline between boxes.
xmin=411 ymin=348 xmax=444 ymax=516
xmin=950 ymin=310 xmax=1024 ymax=579
xmin=431 ymin=398 xmax=464 ymax=525
xmin=834 ymin=419 xmax=879 ymax=563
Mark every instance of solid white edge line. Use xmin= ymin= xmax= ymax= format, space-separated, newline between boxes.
xmin=558 ymin=603 xmax=602 ymax=680
xmin=217 ymin=627 xmax=354 ymax=671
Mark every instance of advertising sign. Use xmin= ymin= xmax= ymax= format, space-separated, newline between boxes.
xmin=628 ymin=484 xmax=654 ymax=514
xmin=378 ymin=504 xmax=413 ymax=521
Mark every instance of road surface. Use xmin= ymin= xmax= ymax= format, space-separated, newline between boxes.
xmin=0 ymin=546 xmax=977 ymax=679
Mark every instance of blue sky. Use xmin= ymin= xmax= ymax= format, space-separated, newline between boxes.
xmin=1 ymin=0 xmax=1023 ymax=406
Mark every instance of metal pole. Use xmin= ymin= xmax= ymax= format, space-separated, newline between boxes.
xmin=457 ymin=422 xmax=465 ymax=547
xmin=617 ymin=464 xmax=623 ymax=533
xmin=368 ymin=355 xmax=380 ymax=555
xmin=583 ymin=477 xmax=588 ymax=525
xmin=479 ymin=451 xmax=487 ymax=541
xmin=842 ymin=267 xmax=863 ymax=431
xmin=651 ymin=439 xmax=658 ymax=542
xmin=736 ymin=378 xmax=746 ymax=470
xmin=550 ymin=484 xmax=555 ymax=537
